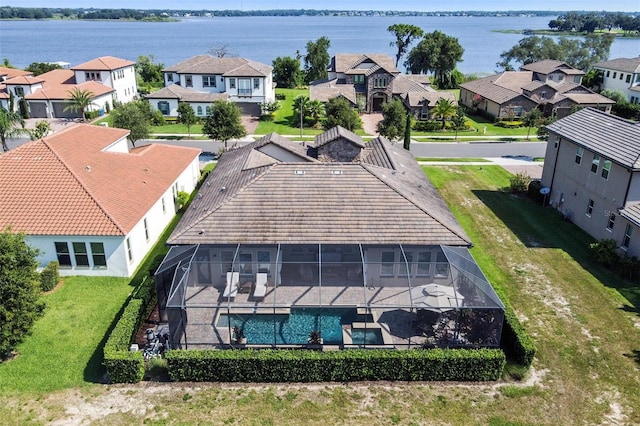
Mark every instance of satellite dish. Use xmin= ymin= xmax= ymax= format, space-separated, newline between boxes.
xmin=540 ymin=187 xmax=550 ymax=195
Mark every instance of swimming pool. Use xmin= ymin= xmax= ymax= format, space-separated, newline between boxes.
xmin=217 ymin=308 xmax=372 ymax=345
xmin=350 ymin=328 xmax=384 ymax=345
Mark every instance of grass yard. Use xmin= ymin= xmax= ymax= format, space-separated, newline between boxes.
xmin=415 ymin=157 xmax=490 ymax=162
xmin=1 ymin=166 xmax=638 ymax=425
xmin=0 ymin=276 xmax=131 ymax=395
xmin=254 ymin=88 xmax=325 ymax=136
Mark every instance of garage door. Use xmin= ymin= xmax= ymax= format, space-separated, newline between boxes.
xmin=29 ymin=102 xmax=48 ymax=118
xmin=52 ymin=102 xmax=81 ymax=119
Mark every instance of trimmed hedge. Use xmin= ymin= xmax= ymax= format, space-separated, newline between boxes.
xmin=103 ymin=298 xmax=145 ymax=383
xmin=40 ymin=261 xmax=59 ymax=292
xmin=166 ymin=348 xmax=505 ymax=382
xmin=499 ymin=302 xmax=536 ymax=367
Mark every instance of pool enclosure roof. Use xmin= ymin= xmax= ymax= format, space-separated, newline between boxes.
xmin=163 ymin=243 xmax=504 ymax=312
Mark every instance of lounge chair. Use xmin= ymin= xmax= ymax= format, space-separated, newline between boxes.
xmin=253 ymin=272 xmax=268 ymax=299
xmin=223 ymin=272 xmax=239 ymax=299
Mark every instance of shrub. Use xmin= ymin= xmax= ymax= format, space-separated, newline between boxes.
xmin=275 ymin=93 xmax=286 ymax=101
xmin=84 ymin=110 xmax=99 ymax=120
xmin=166 ymin=348 xmax=505 ymax=382
xmin=176 ymin=191 xmax=190 ymax=210
xmin=260 ymin=114 xmax=274 ymax=121
xmin=509 ymin=172 xmax=531 ymax=193
xmin=500 ymin=306 xmax=536 ymax=367
xmin=612 ymin=102 xmax=640 ymax=120
xmin=527 ymin=180 xmax=544 ymax=203
xmin=103 ymin=298 xmax=145 ymax=383
xmin=618 ymin=254 xmax=640 ymax=281
xmin=413 ymin=120 xmax=442 ymax=132
xmin=40 ymin=261 xmax=59 ymax=292
xmin=589 ymin=238 xmax=619 ymax=268
xmin=496 ymin=121 xmax=523 ymax=128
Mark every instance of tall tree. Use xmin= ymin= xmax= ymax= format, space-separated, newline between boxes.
xmin=377 ymin=99 xmax=407 ymax=141
xmin=177 ymin=102 xmax=197 ymax=137
xmin=323 ymin=97 xmax=361 ymax=131
xmin=272 ymin=56 xmax=303 ymax=89
xmin=110 ymin=100 xmax=151 ymax=147
xmin=403 ymin=113 xmax=412 ymax=151
xmin=405 ymin=30 xmax=464 ymax=89
xmin=387 ymin=23 xmax=424 ymax=68
xmin=64 ymin=88 xmax=95 ymax=121
xmin=431 ymin=98 xmax=456 ymax=129
xmin=0 ymin=230 xmax=45 ymax=359
xmin=202 ymin=100 xmax=247 ymax=149
xmin=135 ymin=54 xmax=164 ymax=86
xmin=304 ymin=36 xmax=331 ymax=84
xmin=0 ymin=107 xmax=26 ymax=152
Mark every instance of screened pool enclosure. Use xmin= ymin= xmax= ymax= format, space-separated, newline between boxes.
xmin=155 ymin=243 xmax=505 ymax=350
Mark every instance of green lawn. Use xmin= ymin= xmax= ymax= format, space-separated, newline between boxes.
xmin=415 ymin=157 xmax=490 ymax=162
xmin=0 ymin=276 xmax=131 ymax=395
xmin=254 ymin=88 xmax=324 ymax=136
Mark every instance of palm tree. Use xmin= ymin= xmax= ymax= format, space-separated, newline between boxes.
xmin=0 ymin=107 xmax=26 ymax=152
xmin=64 ymin=88 xmax=95 ymax=122
xmin=306 ymin=99 xmax=325 ymax=127
xmin=432 ymin=98 xmax=456 ymax=129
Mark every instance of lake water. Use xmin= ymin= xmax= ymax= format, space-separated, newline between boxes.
xmin=1 ymin=16 xmax=637 ymax=74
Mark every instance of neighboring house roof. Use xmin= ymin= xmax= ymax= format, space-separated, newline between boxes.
xmin=0 ymin=124 xmax=200 ymax=236
xmin=559 ymin=92 xmax=615 ymax=105
xmin=402 ymin=74 xmax=432 ymax=86
xmin=391 ymin=74 xmax=435 ymax=96
xmin=72 ymin=56 xmax=135 ymax=71
xmin=38 ymin=69 xmax=76 ymax=85
xmin=593 ymin=57 xmax=640 ymax=73
xmin=164 ymin=55 xmax=272 ymax=77
xmin=4 ymin=75 xmax=45 ymax=85
xmin=620 ymin=203 xmax=640 ymax=227
xmin=314 ymin=125 xmax=365 ymax=148
xmin=145 ymin=84 xmax=228 ymax=102
xmin=25 ymin=81 xmax=113 ymax=100
xmin=0 ymin=67 xmax=32 ymax=80
xmin=332 ymin=54 xmax=400 ymax=75
xmin=520 ymin=59 xmax=584 ymax=76
xmin=460 ymin=72 xmax=534 ymax=105
xmin=168 ymin=127 xmax=471 ymax=246
xmin=403 ymin=91 xmax=457 ymax=108
xmin=546 ymin=108 xmax=640 ymax=170
xmin=309 ymin=79 xmax=358 ymax=105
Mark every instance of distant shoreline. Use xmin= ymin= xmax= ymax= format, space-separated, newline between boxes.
xmin=494 ymin=29 xmax=640 ymax=38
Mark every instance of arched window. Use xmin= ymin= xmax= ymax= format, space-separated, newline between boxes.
xmin=197 ymin=106 xmax=203 ymax=115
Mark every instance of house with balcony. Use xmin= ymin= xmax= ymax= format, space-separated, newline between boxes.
xmin=149 ymin=55 xmax=275 ymax=117
xmin=541 ymin=108 xmax=640 ymax=256
xmin=154 ymin=126 xmax=504 ymax=350
xmin=0 ymin=124 xmax=200 ymax=277
xmin=592 ymin=57 xmax=640 ymax=104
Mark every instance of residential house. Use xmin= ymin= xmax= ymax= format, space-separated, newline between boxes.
xmin=154 ymin=126 xmax=505 ymax=350
xmin=71 ymin=56 xmax=138 ymax=104
xmin=0 ymin=124 xmax=200 ymax=277
xmin=310 ymin=54 xmax=455 ymax=118
xmin=592 ymin=57 xmax=640 ymax=104
xmin=460 ymin=60 xmax=613 ymax=119
xmin=541 ymin=108 xmax=640 ymax=257
xmin=152 ymin=55 xmax=275 ymax=116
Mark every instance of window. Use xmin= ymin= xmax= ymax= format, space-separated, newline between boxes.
xmin=205 ymin=105 xmax=211 ymax=115
xmin=622 ymin=224 xmax=632 ymax=249
xmin=221 ymin=250 xmax=234 ymax=274
xmin=197 ymin=106 xmax=203 ymax=115
xmin=434 ymin=251 xmax=449 ymax=277
xmin=144 ymin=218 xmax=149 ymax=242
xmin=626 ymin=74 xmax=631 ymax=83
xmin=126 ymin=238 xmax=133 ymax=263
xmin=606 ymin=212 xmax=616 ymax=231
xmin=229 ymin=78 xmax=236 ymax=89
xmin=185 ymin=75 xmax=192 ymax=87
xmin=85 ymin=71 xmax=101 ymax=81
xmin=373 ymin=77 xmax=387 ymax=88
xmin=167 ymin=73 xmax=173 ymax=82
xmin=399 ymin=252 xmax=413 ymax=277
xmin=540 ymin=90 xmax=546 ymax=100
xmin=601 ymin=160 xmax=611 ymax=180
xmin=380 ymin=251 xmax=395 ymax=276
xmin=14 ymin=87 xmax=24 ymax=97
xmin=606 ymin=70 xmax=610 ymax=77
xmin=157 ymin=101 xmax=170 ymax=115
xmin=162 ymin=197 xmax=166 ymax=214
xmin=238 ymin=78 xmax=252 ymax=96
xmin=417 ymin=251 xmax=432 ymax=276
xmin=575 ymin=147 xmax=583 ymax=164
xmin=253 ymin=78 xmax=260 ymax=89
xmin=55 ymin=242 xmax=72 ymax=268
xmin=591 ymin=154 xmax=600 ymax=173
xmin=91 ymin=242 xmax=107 ymax=268
xmin=620 ymin=73 xmax=624 ymax=80
xmin=73 ymin=242 xmax=89 ymax=267
xmin=586 ymin=199 xmax=594 ymax=216
xmin=257 ymin=250 xmax=271 ymax=274
xmin=238 ymin=252 xmax=253 ymax=275
xmin=613 ymin=72 xmax=617 ymax=79
xmin=353 ymin=75 xmax=365 ymax=84
xmin=202 ymin=75 xmax=216 ymax=87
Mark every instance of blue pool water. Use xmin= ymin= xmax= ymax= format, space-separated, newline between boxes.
xmin=217 ymin=308 xmax=371 ymax=345
xmin=351 ymin=328 xmax=384 ymax=345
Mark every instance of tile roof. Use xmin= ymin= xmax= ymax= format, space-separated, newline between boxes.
xmin=164 ymin=55 xmax=272 ymax=77
xmin=520 ymin=59 xmax=582 ymax=75
xmin=0 ymin=124 xmax=200 ymax=236
xmin=309 ymin=79 xmax=358 ymax=105
xmin=25 ymin=81 xmax=113 ymax=100
xmin=559 ymin=92 xmax=615 ymax=105
xmin=145 ymin=84 xmax=228 ymax=102
xmin=4 ymin=75 xmax=45 ymax=85
xmin=314 ymin=126 xmax=365 ymax=148
xmin=620 ymin=203 xmax=640 ymax=227
xmin=0 ymin=66 xmax=32 ymax=80
xmin=460 ymin=72 xmax=533 ymax=104
xmin=546 ymin=108 xmax=640 ymax=170
xmin=168 ymin=128 xmax=471 ymax=246
xmin=593 ymin=57 xmax=640 ymax=73
xmin=37 ymin=69 xmax=76 ymax=85
xmin=72 ymin=56 xmax=135 ymax=71
xmin=332 ymin=54 xmax=399 ymax=75
xmin=403 ymin=91 xmax=457 ymax=108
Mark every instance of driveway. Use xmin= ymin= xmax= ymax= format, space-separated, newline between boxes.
xmin=361 ymin=113 xmax=382 ymax=136
xmin=241 ymin=115 xmax=260 ymax=135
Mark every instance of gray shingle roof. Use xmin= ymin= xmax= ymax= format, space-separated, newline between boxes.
xmin=593 ymin=57 xmax=640 ymax=73
xmin=314 ymin=126 xmax=365 ymax=148
xmin=145 ymin=84 xmax=228 ymax=102
xmin=460 ymin=72 xmax=533 ymax=104
xmin=163 ymin=55 xmax=272 ymax=77
xmin=520 ymin=59 xmax=583 ymax=75
xmin=546 ymin=108 xmax=640 ymax=170
xmin=620 ymin=203 xmax=640 ymax=227
xmin=168 ymin=129 xmax=471 ymax=246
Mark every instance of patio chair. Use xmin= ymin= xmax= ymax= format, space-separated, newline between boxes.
xmin=253 ymin=272 xmax=268 ymax=300
xmin=223 ymin=272 xmax=239 ymax=299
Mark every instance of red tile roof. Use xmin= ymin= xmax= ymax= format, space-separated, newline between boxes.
xmin=0 ymin=124 xmax=200 ymax=236
xmin=25 ymin=81 xmax=113 ymax=101
xmin=72 ymin=56 xmax=135 ymax=71
xmin=4 ymin=75 xmax=45 ymax=85
xmin=0 ymin=67 xmax=32 ymax=80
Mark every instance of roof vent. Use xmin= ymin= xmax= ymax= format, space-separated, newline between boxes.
xmin=220 ymin=186 xmax=226 ymax=192
xmin=198 ymin=193 xmax=203 ymax=199
xmin=85 ymin=165 xmax=91 ymax=171
xmin=294 ymin=170 xmax=305 ymax=175
xmin=331 ymin=170 xmax=343 ymax=175
xmin=206 ymin=181 xmax=211 ymax=186
xmin=198 ymin=229 xmax=205 ymax=235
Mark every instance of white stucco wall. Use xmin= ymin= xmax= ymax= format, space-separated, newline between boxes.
xmin=74 ymin=66 xmax=137 ymax=103
xmin=596 ymin=67 xmax=640 ymax=102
